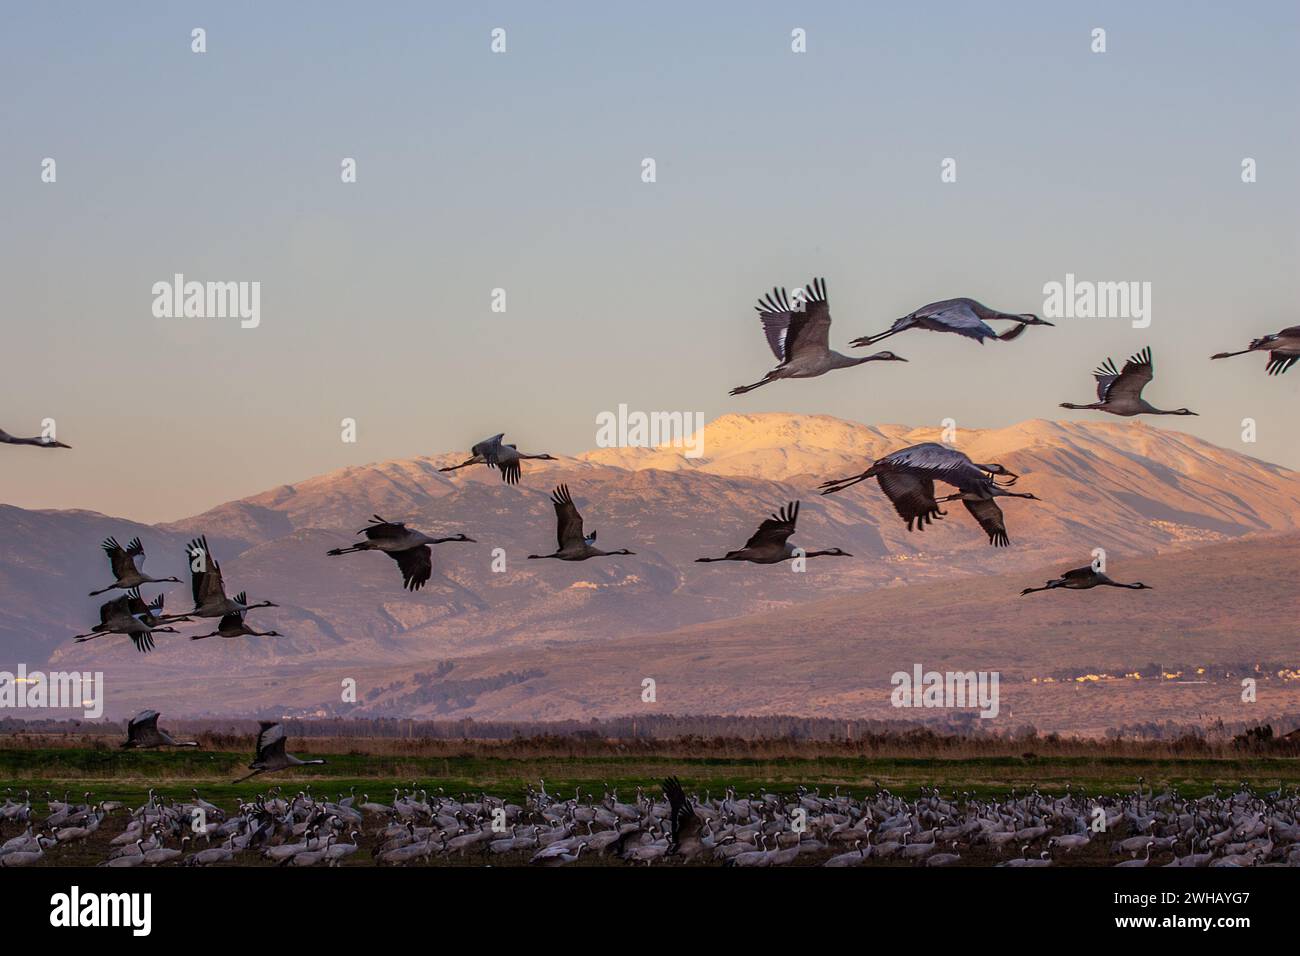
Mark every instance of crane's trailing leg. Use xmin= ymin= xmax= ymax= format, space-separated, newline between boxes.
xmin=729 ymin=375 xmax=774 ymax=396
xmin=848 ymin=327 xmax=903 ymax=347
xmin=818 ymin=471 xmax=873 ymax=495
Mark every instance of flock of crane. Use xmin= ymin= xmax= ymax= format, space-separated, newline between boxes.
xmin=24 ymin=279 xmax=1278 ymax=654
xmin=3 ymin=763 xmax=1298 ymax=867
xmin=1 ymin=283 xmax=1296 ymax=874
xmin=72 ymin=536 xmax=281 ymax=653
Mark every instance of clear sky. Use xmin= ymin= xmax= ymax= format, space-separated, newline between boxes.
xmin=2 ymin=1 xmax=1297 ymax=522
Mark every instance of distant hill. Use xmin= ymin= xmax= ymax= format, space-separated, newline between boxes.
xmin=241 ymin=533 xmax=1300 ymax=736
xmin=3 ymin=413 xmax=1298 ymax=727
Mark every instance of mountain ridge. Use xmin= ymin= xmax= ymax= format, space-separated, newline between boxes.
xmin=3 ymin=414 xmax=1298 ymax=727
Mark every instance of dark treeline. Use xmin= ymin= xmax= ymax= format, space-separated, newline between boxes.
xmin=4 ymin=711 xmax=1300 ymax=745
xmin=4 ymin=713 xmax=951 ymax=740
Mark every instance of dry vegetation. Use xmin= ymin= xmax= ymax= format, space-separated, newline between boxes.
xmin=4 ymin=724 xmax=1300 ymax=760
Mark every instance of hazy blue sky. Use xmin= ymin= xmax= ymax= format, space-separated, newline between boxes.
xmin=3 ymin=1 xmax=1297 ymax=521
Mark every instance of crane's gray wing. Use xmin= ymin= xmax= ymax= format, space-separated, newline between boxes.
xmin=362 ymin=518 xmax=407 ymax=541
xmin=388 ymin=546 xmax=433 ymax=592
xmin=743 ymin=501 xmax=799 ymax=550
xmin=473 ymin=435 xmax=522 ymax=483
xmin=256 ymin=722 xmax=286 ymax=761
xmin=1060 ymin=566 xmax=1096 ymax=584
xmin=102 ymin=537 xmax=136 ymax=579
xmin=186 ymin=538 xmax=206 ymax=606
xmin=125 ymin=589 xmax=149 ymax=617
xmin=130 ymin=628 xmax=157 ymax=654
xmin=125 ymin=711 xmax=155 ymax=744
xmin=550 ymin=485 xmax=585 ymax=550
xmin=100 ymin=595 xmax=133 ymax=624
xmin=97 ymin=597 xmax=119 ymax=625
xmin=471 ymin=433 xmax=506 ymax=463
xmin=962 ymin=498 xmax=1009 ymax=547
xmin=876 ymin=472 xmax=943 ymax=531
xmin=496 ymin=447 xmax=522 ymax=485
xmin=755 ymin=279 xmax=831 ymax=364
xmin=1091 ymin=359 xmax=1118 ymax=402
xmin=912 ymin=299 xmax=997 ymax=341
xmin=881 ymin=443 xmax=979 ymax=486
xmin=1095 ymin=347 xmax=1152 ymax=403
xmin=1266 ymin=351 xmax=1300 ymax=375
xmin=188 ymin=536 xmax=227 ymax=606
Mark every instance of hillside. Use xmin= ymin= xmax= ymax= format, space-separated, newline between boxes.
xmin=2 ymin=413 xmax=1298 ymax=730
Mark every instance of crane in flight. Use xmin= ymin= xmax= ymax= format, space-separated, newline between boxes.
xmin=1211 ymin=325 xmax=1300 ymax=377
xmin=184 ymin=536 xmax=279 ymax=618
xmin=88 ymin=537 xmax=182 ymax=596
xmin=0 ymin=428 xmax=70 ymax=449
xmin=326 ymin=515 xmax=475 ymax=592
xmin=190 ymin=605 xmax=282 ymax=641
xmin=1020 ymin=564 xmax=1152 ymax=596
xmin=819 ymin=443 xmax=1040 ymax=547
xmin=1060 ymin=347 xmax=1197 ymax=417
xmin=528 ymin=485 xmax=634 ymax=561
xmin=439 ymin=433 xmax=556 ymax=485
xmin=121 ymin=710 xmax=198 ymax=749
xmin=74 ymin=592 xmax=180 ymax=654
xmin=696 ymin=501 xmax=851 ymax=564
xmin=730 ymin=278 xmax=906 ymax=395
xmin=233 ymin=722 xmax=326 ymax=783
xmin=851 ymin=297 xmax=1053 ymax=347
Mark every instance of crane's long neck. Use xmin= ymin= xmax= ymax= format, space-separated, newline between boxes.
xmin=850 ymin=352 xmax=895 ymax=366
